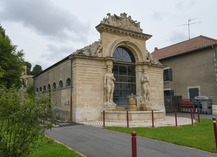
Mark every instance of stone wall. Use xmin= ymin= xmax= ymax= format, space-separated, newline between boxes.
xmin=72 ymin=56 xmax=106 ymax=122
xmin=34 ymin=59 xmax=72 ymax=121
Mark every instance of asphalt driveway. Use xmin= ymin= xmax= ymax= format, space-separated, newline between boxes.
xmin=46 ymin=124 xmax=216 ymax=157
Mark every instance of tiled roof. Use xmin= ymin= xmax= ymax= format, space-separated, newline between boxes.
xmin=151 ymin=35 xmax=217 ymax=60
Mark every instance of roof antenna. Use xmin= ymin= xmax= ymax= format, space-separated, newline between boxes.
xmin=177 ymin=18 xmax=201 ymax=39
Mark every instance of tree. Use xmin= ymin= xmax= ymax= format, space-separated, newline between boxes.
xmin=26 ymin=84 xmax=34 ymax=97
xmin=31 ymin=64 xmax=42 ymax=75
xmin=25 ymin=61 xmax=32 ymax=75
xmin=0 ymin=86 xmax=55 ymax=157
xmin=0 ymin=25 xmax=24 ymax=88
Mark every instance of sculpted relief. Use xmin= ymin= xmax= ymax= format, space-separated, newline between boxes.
xmin=74 ymin=40 xmax=102 ymax=57
xmin=101 ymin=13 xmax=143 ymax=33
xmin=146 ymin=52 xmax=161 ymax=65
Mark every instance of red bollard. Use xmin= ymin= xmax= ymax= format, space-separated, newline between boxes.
xmin=174 ymin=109 xmax=178 ymax=127
xmin=212 ymin=117 xmax=217 ymax=150
xmin=131 ymin=131 xmax=137 ymax=157
xmin=190 ymin=108 xmax=194 ymax=125
xmin=197 ymin=107 xmax=200 ymax=123
xmin=192 ymin=106 xmax=195 ymax=119
xmin=127 ymin=110 xmax=129 ymax=128
xmin=103 ymin=110 xmax=105 ymax=127
xmin=152 ymin=110 xmax=154 ymax=128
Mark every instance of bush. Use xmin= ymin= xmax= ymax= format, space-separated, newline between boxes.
xmin=0 ymin=86 xmax=55 ymax=157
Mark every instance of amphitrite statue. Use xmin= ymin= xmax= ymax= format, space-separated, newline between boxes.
xmin=104 ymin=66 xmax=116 ymax=109
xmin=140 ymin=68 xmax=151 ymax=110
xmin=140 ymin=68 xmax=150 ymax=103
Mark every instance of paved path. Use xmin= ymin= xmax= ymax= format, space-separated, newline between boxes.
xmin=46 ymin=122 xmax=216 ymax=157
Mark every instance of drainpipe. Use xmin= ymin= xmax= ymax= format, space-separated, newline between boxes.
xmin=212 ymin=44 xmax=217 ymax=72
xmin=70 ymin=56 xmax=73 ymax=122
xmin=33 ymin=77 xmax=36 ymax=95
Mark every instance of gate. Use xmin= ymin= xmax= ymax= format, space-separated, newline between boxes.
xmin=164 ymin=96 xmax=182 ymax=113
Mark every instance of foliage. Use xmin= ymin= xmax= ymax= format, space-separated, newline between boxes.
xmin=31 ymin=64 xmax=42 ymax=76
xmin=26 ymin=84 xmax=34 ymax=98
xmin=106 ymin=119 xmax=216 ymax=153
xmin=0 ymin=25 xmax=24 ymax=88
xmin=29 ymin=137 xmax=81 ymax=157
xmin=25 ymin=61 xmax=32 ymax=75
xmin=0 ymin=66 xmax=4 ymax=78
xmin=0 ymin=86 xmax=55 ymax=157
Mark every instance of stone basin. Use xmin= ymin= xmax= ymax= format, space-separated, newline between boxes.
xmin=101 ymin=110 xmax=165 ymax=122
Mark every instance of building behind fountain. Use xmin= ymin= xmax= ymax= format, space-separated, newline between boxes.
xmin=34 ymin=13 xmax=165 ymax=122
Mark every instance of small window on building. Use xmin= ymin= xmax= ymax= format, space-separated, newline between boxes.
xmin=53 ymin=82 xmax=56 ymax=90
xmin=66 ymin=78 xmax=71 ymax=86
xmin=59 ymin=80 xmax=63 ymax=88
xmin=164 ymin=68 xmax=172 ymax=81
xmin=164 ymin=90 xmax=174 ymax=97
xmin=39 ymin=87 xmax=42 ymax=92
xmin=36 ymin=88 xmax=39 ymax=92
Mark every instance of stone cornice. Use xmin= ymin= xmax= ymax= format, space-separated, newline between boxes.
xmin=136 ymin=62 xmax=165 ymax=68
xmin=96 ymin=23 xmax=152 ymax=40
xmin=70 ymin=54 xmax=116 ymax=62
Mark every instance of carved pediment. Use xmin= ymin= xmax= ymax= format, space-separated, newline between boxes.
xmin=101 ymin=13 xmax=143 ymax=33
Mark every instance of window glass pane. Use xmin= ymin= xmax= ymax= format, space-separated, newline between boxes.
xmin=114 ymin=83 xmax=119 ymax=90
xmin=113 ymin=47 xmax=135 ymax=63
xmin=128 ymin=76 xmax=135 ymax=83
xmin=119 ymin=66 xmax=127 ymax=75
xmin=113 ymin=65 xmax=118 ymax=75
xmin=128 ymin=66 xmax=135 ymax=75
xmin=119 ymin=76 xmax=128 ymax=83
xmin=164 ymin=68 xmax=172 ymax=81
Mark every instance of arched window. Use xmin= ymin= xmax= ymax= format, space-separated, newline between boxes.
xmin=58 ymin=80 xmax=63 ymax=88
xmin=48 ymin=84 xmax=51 ymax=91
xmin=39 ymin=87 xmax=42 ymax=92
xmin=53 ymin=82 xmax=56 ymax=90
xmin=113 ymin=47 xmax=135 ymax=63
xmin=36 ymin=88 xmax=39 ymax=92
xmin=43 ymin=85 xmax=46 ymax=92
xmin=66 ymin=78 xmax=71 ymax=86
xmin=112 ymin=46 xmax=136 ymax=107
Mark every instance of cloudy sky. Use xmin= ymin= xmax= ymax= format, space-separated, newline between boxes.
xmin=0 ymin=0 xmax=217 ymax=70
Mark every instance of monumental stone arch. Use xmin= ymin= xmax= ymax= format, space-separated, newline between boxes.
xmin=34 ymin=13 xmax=165 ymax=122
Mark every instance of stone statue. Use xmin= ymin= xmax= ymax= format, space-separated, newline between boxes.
xmin=74 ymin=40 xmax=102 ymax=56
xmin=104 ymin=67 xmax=116 ymax=104
xmin=140 ymin=68 xmax=150 ymax=103
xmin=146 ymin=52 xmax=161 ymax=65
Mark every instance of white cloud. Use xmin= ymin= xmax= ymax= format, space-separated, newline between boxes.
xmin=0 ymin=0 xmax=217 ymax=69
xmin=0 ymin=0 xmax=90 ymax=42
xmin=42 ymin=44 xmax=75 ymax=62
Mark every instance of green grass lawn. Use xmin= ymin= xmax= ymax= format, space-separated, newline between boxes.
xmin=106 ymin=119 xmax=217 ymax=153
xmin=29 ymin=137 xmax=81 ymax=157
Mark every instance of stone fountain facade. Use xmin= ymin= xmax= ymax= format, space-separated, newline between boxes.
xmin=34 ymin=13 xmax=165 ymax=122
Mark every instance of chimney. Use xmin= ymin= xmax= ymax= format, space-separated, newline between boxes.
xmin=154 ymin=47 xmax=158 ymax=51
